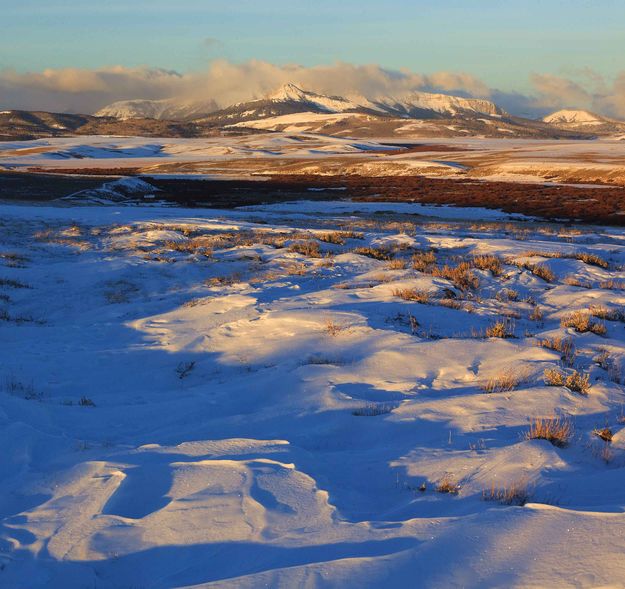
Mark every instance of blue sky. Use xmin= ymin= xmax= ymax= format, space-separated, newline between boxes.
xmin=1 ymin=0 xmax=623 ymax=92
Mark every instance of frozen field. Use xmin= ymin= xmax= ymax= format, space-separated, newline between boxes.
xmin=1 ymin=200 xmax=625 ymax=587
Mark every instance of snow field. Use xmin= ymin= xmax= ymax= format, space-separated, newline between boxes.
xmin=1 ymin=202 xmax=625 ymax=587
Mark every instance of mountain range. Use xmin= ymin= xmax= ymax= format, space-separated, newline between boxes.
xmin=2 ymin=84 xmax=624 ymax=141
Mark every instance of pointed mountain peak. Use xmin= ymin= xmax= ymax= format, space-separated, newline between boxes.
xmin=269 ymin=83 xmax=309 ymax=102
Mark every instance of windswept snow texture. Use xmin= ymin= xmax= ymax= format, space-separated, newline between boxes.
xmin=1 ymin=201 xmax=625 ymax=588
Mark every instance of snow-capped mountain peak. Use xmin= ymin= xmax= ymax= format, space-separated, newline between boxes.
xmin=267 ymin=83 xmax=362 ymax=113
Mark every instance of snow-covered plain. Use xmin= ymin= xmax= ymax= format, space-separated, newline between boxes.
xmin=1 ymin=200 xmax=625 ymax=588
xmin=3 ymin=134 xmax=625 ymax=185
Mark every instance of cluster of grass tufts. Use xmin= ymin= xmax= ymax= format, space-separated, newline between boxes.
xmin=525 ymin=416 xmax=573 ymax=447
xmin=485 ymin=319 xmax=515 ymax=338
xmin=352 ymin=403 xmax=394 ymax=416
xmin=352 ymin=246 xmax=393 ymax=261
xmin=482 ymin=480 xmax=530 ymax=505
xmin=536 ymin=336 xmax=576 ymax=366
xmin=561 ymin=311 xmax=607 ymax=335
xmin=514 ymin=261 xmax=556 ymax=283
xmin=289 ymin=240 xmax=321 ymax=258
xmin=544 ymin=368 xmax=591 ymax=394
xmin=472 ymin=254 xmax=503 ymax=276
xmin=481 ymin=366 xmax=530 ymax=393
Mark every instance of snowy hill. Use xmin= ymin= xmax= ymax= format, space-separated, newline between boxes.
xmin=543 ymin=109 xmax=608 ymax=126
xmin=95 ymin=98 xmax=218 ymax=121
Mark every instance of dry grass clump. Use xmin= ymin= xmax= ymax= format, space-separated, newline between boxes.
xmin=529 ymin=306 xmax=544 ymax=322
xmin=289 ymin=240 xmax=321 ymax=258
xmin=576 ymin=253 xmax=609 ymax=268
xmin=0 ymin=277 xmax=31 ymax=289
xmin=352 ymin=403 xmax=394 ymax=416
xmin=431 ymin=262 xmax=479 ymax=291
xmin=594 ymin=349 xmax=622 ymax=383
xmin=392 ymin=288 xmax=431 ymax=304
xmin=411 ymin=250 xmax=437 ymax=271
xmin=519 ymin=250 xmax=608 ymax=269
xmin=563 ymin=276 xmax=592 ymax=288
xmin=482 ymin=480 xmax=530 ymax=505
xmin=481 ymin=366 xmax=531 ymax=393
xmin=104 ymin=280 xmax=139 ymax=304
xmin=205 ymin=273 xmax=240 ymax=287
xmin=162 ymin=239 xmax=213 ymax=257
xmin=599 ymin=279 xmax=625 ymax=290
xmin=537 ymin=336 xmax=576 ymax=366
xmin=525 ymin=416 xmax=573 ymax=447
xmin=317 ymin=230 xmax=363 ymax=244
xmin=352 ymin=246 xmax=393 ymax=261
xmin=544 ymin=368 xmax=591 ymax=394
xmin=436 ymin=475 xmax=461 ymax=495
xmin=281 ymin=261 xmax=309 ymax=276
xmin=593 ymin=427 xmax=613 ymax=443
xmin=387 ymin=258 xmax=407 ymax=270
xmin=520 ymin=262 xmax=555 ymax=283
xmin=0 ymin=252 xmax=28 ymax=268
xmin=561 ymin=311 xmax=607 ymax=335
xmin=485 ymin=319 xmax=515 ymax=338
xmin=543 ymin=368 xmax=566 ymax=386
xmin=324 ymin=320 xmax=350 ymax=336
xmin=472 ymin=254 xmax=503 ymax=276
xmin=496 ymin=288 xmax=518 ymax=302
xmin=589 ymin=304 xmax=624 ymax=322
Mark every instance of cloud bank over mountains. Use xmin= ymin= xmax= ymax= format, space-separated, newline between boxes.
xmin=1 ymin=59 xmax=624 ymax=119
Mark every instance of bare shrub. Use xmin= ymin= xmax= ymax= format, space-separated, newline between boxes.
xmin=525 ymin=416 xmax=573 ymax=447
xmin=561 ymin=311 xmax=606 ymax=335
xmin=78 ymin=396 xmax=96 ymax=407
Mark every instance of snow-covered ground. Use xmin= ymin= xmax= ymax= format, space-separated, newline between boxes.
xmin=1 ymin=200 xmax=625 ymax=588
xmin=3 ymin=134 xmax=625 ymax=185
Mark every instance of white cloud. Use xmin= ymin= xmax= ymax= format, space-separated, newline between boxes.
xmin=1 ymin=59 xmax=623 ymax=119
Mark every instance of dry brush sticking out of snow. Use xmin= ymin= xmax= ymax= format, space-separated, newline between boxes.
xmin=1 ymin=201 xmax=625 ymax=588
